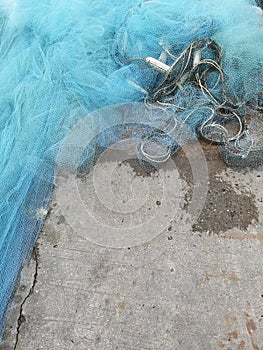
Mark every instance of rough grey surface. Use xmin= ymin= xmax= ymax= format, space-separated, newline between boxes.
xmin=1 ymin=143 xmax=263 ymax=350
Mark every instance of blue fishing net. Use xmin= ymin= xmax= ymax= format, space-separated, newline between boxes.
xmin=0 ymin=0 xmax=262 ymax=338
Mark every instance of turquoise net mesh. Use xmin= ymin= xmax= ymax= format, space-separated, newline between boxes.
xmin=0 ymin=0 xmax=262 ymax=338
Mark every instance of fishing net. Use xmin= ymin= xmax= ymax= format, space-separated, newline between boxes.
xmin=0 ymin=0 xmax=262 ymax=338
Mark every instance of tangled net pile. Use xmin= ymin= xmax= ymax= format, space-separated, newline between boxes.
xmin=114 ymin=2 xmax=263 ymax=164
xmin=0 ymin=0 xmax=262 ymax=338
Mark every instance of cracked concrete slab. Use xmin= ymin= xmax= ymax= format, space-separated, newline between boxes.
xmin=1 ymin=143 xmax=263 ymax=350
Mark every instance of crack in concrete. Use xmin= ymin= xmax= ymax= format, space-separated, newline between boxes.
xmin=13 ymin=247 xmax=39 ymax=350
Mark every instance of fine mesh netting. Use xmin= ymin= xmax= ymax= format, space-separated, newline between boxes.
xmin=0 ymin=0 xmax=262 ymax=338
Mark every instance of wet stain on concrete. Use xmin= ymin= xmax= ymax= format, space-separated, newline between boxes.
xmin=111 ymin=141 xmax=260 ymax=235
xmin=123 ymin=158 xmax=156 ymax=177
xmin=184 ymin=142 xmax=259 ymax=235
xmin=193 ymin=176 xmax=259 ymax=234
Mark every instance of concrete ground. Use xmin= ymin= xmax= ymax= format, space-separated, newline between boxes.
xmin=1 ymin=142 xmax=263 ymax=350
